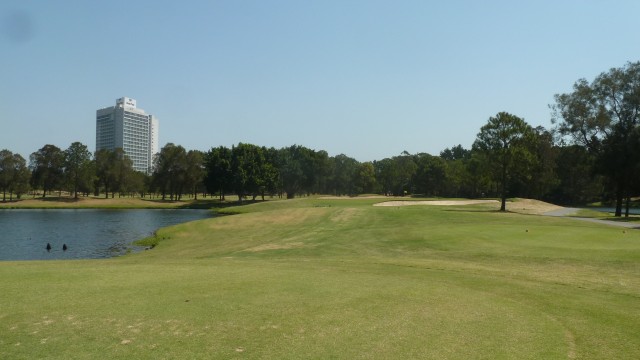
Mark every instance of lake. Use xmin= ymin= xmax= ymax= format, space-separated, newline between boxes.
xmin=0 ymin=209 xmax=212 ymax=261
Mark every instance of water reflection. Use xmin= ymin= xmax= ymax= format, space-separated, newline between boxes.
xmin=0 ymin=209 xmax=212 ymax=261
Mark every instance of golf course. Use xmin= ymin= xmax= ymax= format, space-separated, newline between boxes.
xmin=1 ymin=197 xmax=639 ymax=359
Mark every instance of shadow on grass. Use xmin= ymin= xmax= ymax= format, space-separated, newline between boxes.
xmin=140 ymin=198 xmax=267 ymax=210
xmin=599 ymin=216 xmax=640 ymax=223
xmin=36 ymin=197 xmax=82 ymax=203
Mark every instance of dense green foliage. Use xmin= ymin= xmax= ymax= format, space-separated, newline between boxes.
xmin=552 ymin=61 xmax=640 ymax=216
xmin=473 ymin=112 xmax=534 ymax=211
xmin=1 ymin=198 xmax=639 ymax=358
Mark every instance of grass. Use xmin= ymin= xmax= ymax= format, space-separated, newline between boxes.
xmin=1 ymin=198 xmax=640 ymax=359
xmin=0 ymin=194 xmax=248 ymax=209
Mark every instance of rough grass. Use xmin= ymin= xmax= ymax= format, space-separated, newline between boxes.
xmin=0 ymin=195 xmax=242 ymax=209
xmin=1 ymin=198 xmax=639 ymax=359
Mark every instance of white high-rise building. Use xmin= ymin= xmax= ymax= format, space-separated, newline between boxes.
xmin=96 ymin=97 xmax=159 ymax=174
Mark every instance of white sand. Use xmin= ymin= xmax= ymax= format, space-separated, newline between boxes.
xmin=373 ymin=200 xmax=499 ymax=207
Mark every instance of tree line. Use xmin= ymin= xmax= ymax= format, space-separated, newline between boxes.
xmin=1 ymin=61 xmax=639 ymax=216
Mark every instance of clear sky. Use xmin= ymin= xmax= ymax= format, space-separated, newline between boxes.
xmin=2 ymin=1 xmax=640 ymax=162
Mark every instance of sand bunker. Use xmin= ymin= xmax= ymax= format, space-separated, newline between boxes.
xmin=373 ymin=198 xmax=565 ymax=215
xmin=374 ymin=200 xmax=499 ymax=207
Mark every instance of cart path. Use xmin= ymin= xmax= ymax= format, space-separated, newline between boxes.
xmin=543 ymin=208 xmax=640 ymax=229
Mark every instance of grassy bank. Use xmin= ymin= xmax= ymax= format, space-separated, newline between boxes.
xmin=0 ymin=195 xmax=243 ymax=209
xmin=1 ymin=198 xmax=639 ymax=359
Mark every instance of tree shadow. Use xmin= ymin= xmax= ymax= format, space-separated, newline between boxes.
xmin=599 ymin=216 xmax=640 ymax=223
xmin=38 ymin=197 xmax=81 ymax=203
xmin=441 ymin=208 xmax=502 ymax=214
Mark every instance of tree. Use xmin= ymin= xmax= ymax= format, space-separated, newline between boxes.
xmin=413 ymin=153 xmax=447 ymax=197
xmin=473 ymin=112 xmax=534 ymax=211
xmin=230 ymin=143 xmax=273 ymax=201
xmin=552 ymin=61 xmax=640 ymax=216
xmin=373 ymin=152 xmax=417 ymax=196
xmin=184 ymin=150 xmax=205 ymax=199
xmin=204 ymin=146 xmax=233 ymax=200
xmin=353 ymin=162 xmax=377 ymax=194
xmin=10 ymin=153 xmax=30 ymax=200
xmin=440 ymin=144 xmax=470 ymax=161
xmin=0 ymin=150 xmax=16 ymax=201
xmin=278 ymin=145 xmax=317 ymax=199
xmin=95 ymin=148 xmax=134 ymax=198
xmin=30 ymin=144 xmax=65 ymax=197
xmin=509 ymin=126 xmax=559 ymax=201
xmin=259 ymin=146 xmax=280 ymax=200
xmin=64 ymin=142 xmax=92 ymax=199
xmin=549 ymin=145 xmax=603 ymax=205
xmin=330 ymin=154 xmax=358 ymax=196
xmin=95 ymin=149 xmax=115 ymax=198
xmin=153 ymin=143 xmax=187 ymax=200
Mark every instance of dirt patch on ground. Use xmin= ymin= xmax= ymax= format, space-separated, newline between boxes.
xmin=329 ymin=208 xmax=361 ymax=223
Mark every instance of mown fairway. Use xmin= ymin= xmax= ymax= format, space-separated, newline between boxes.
xmin=1 ymin=198 xmax=639 ymax=359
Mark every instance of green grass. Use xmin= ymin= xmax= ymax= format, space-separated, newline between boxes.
xmin=1 ymin=198 xmax=639 ymax=359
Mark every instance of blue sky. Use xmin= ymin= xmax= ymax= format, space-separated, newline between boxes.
xmin=2 ymin=0 xmax=640 ymax=162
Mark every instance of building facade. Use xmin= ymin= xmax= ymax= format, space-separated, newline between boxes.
xmin=96 ymin=97 xmax=159 ymax=174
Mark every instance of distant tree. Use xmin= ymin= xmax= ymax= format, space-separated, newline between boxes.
xmin=95 ymin=148 xmax=134 ymax=198
xmin=121 ymin=170 xmax=146 ymax=197
xmin=413 ymin=153 xmax=447 ymax=197
xmin=522 ymin=126 xmax=559 ymax=200
xmin=230 ymin=143 xmax=272 ymax=201
xmin=153 ymin=143 xmax=187 ymax=200
xmin=95 ymin=149 xmax=115 ymax=198
xmin=549 ymin=145 xmax=603 ymax=204
xmin=374 ymin=152 xmax=417 ymax=196
xmin=473 ymin=112 xmax=534 ymax=211
xmin=184 ymin=150 xmax=205 ymax=199
xmin=76 ymin=160 xmax=95 ymax=197
xmin=204 ymin=146 xmax=233 ymax=200
xmin=115 ymin=151 xmax=136 ymax=197
xmin=440 ymin=144 xmax=470 ymax=161
xmin=442 ymin=157 xmax=467 ymax=197
xmin=353 ymin=162 xmax=377 ymax=194
xmin=64 ymin=142 xmax=92 ymax=199
xmin=259 ymin=146 xmax=280 ymax=200
xmin=438 ymin=145 xmax=473 ymax=197
xmin=330 ymin=154 xmax=358 ymax=196
xmin=0 ymin=150 xmax=16 ymax=201
xmin=30 ymin=144 xmax=65 ymax=197
xmin=310 ymin=150 xmax=331 ymax=194
xmin=278 ymin=145 xmax=317 ymax=199
xmin=552 ymin=61 xmax=640 ymax=216
xmin=10 ymin=153 xmax=30 ymax=200
xmin=464 ymin=151 xmax=493 ymax=198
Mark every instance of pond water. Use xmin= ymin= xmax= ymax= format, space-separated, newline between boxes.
xmin=0 ymin=209 xmax=212 ymax=261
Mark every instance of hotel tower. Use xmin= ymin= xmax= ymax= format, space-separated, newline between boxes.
xmin=96 ymin=97 xmax=159 ymax=174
